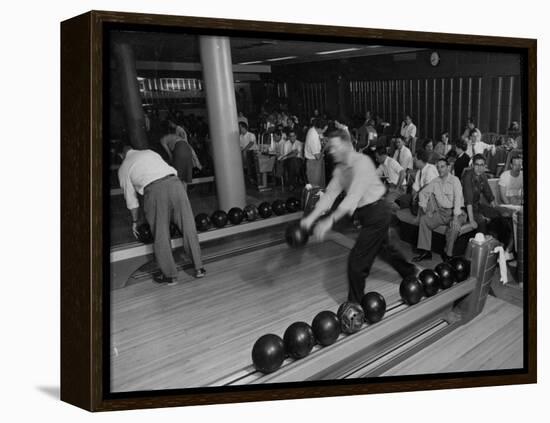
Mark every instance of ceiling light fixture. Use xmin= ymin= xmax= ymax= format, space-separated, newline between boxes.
xmin=315 ymin=48 xmax=361 ymax=55
xmin=238 ymin=60 xmax=264 ymax=65
xmin=265 ymin=56 xmax=298 ymax=62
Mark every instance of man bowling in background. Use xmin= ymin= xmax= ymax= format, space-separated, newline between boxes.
xmin=300 ymin=129 xmax=417 ymax=303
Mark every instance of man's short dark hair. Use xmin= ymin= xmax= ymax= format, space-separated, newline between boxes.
xmin=415 ymin=148 xmax=430 ymax=163
xmin=441 ymin=131 xmax=449 ymax=138
xmin=375 ymin=145 xmax=388 ymax=156
xmin=472 ymin=153 xmax=486 ymax=164
xmin=238 ymin=121 xmax=248 ymax=130
xmin=436 ymin=157 xmax=449 ymax=165
xmin=327 ymin=128 xmax=351 ymax=143
xmin=422 ymin=138 xmax=434 ymax=148
xmin=456 ymin=139 xmax=468 ymax=151
xmin=446 ymin=150 xmax=458 ymax=159
xmin=314 ymin=118 xmax=328 ymax=129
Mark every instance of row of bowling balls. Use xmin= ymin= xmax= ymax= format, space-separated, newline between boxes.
xmin=134 ymin=197 xmax=302 ymax=243
xmin=251 ymin=291 xmax=387 ymax=374
xmin=195 ymin=197 xmax=302 ymax=232
xmin=400 ymin=257 xmax=470 ymax=305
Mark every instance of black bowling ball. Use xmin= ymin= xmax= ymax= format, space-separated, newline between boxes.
xmin=285 ymin=197 xmax=300 ymax=213
xmin=251 ymin=334 xmax=285 ymax=374
xmin=195 ymin=213 xmax=212 ymax=231
xmin=258 ymin=202 xmax=272 ymax=218
xmin=399 ymin=276 xmax=424 ymax=305
xmin=360 ymin=292 xmax=387 ymax=324
xmin=311 ymin=310 xmax=341 ymax=346
xmin=136 ymin=222 xmax=154 ymax=244
xmin=211 ymin=210 xmax=228 ymax=228
xmin=435 ymin=262 xmax=456 ymax=289
xmin=418 ymin=269 xmax=440 ymax=297
xmin=285 ymin=222 xmax=309 ymax=248
xmin=449 ymin=256 xmax=470 ymax=282
xmin=283 ymin=322 xmax=316 ymax=359
xmin=243 ymin=204 xmax=259 ymax=221
xmin=227 ymin=207 xmax=244 ymax=225
xmin=272 ymin=200 xmax=286 ymax=216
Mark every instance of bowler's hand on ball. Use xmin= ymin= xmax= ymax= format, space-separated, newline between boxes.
xmin=312 ymin=217 xmax=332 ymax=241
xmin=300 ymin=217 xmax=313 ymax=232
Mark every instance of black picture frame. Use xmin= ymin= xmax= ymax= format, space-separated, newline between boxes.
xmin=61 ymin=10 xmax=537 ymax=411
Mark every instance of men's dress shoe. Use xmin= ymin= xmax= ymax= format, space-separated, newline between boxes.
xmin=153 ymin=274 xmax=177 ymax=286
xmin=441 ymin=252 xmax=451 ymax=262
xmin=412 ymin=250 xmax=432 ymax=262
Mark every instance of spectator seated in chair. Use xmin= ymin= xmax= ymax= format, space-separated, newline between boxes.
xmin=398 ymin=148 xmax=439 ymax=214
xmin=393 ymin=136 xmax=414 ymax=174
xmin=434 ymin=131 xmax=452 ymax=157
xmin=453 ymin=139 xmax=470 ymax=179
xmin=499 ymin=154 xmax=523 ymax=206
xmin=412 ymin=157 xmax=468 ymax=262
xmin=422 ymin=138 xmax=444 ymax=165
xmin=374 ymin=145 xmax=407 ymax=210
xmin=461 ymin=154 xmax=500 ymax=234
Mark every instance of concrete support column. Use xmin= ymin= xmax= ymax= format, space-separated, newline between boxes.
xmin=113 ymin=43 xmax=148 ymax=149
xmin=199 ymin=36 xmax=246 ymax=210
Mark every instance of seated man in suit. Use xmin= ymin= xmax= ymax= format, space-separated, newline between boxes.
xmin=413 ymin=157 xmax=467 ymax=262
xmin=453 ymin=139 xmax=470 ymax=179
xmin=461 ymin=154 xmax=498 ymax=234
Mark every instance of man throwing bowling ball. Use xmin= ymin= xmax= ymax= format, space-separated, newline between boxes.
xmin=300 ymin=129 xmax=416 ymax=303
xmin=118 ymin=145 xmax=205 ymax=284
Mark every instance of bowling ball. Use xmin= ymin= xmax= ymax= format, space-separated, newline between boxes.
xmin=435 ymin=262 xmax=456 ymax=289
xmin=399 ymin=276 xmax=424 ymax=305
xmin=449 ymin=256 xmax=470 ymax=282
xmin=418 ymin=269 xmax=440 ymax=297
xmin=243 ymin=204 xmax=259 ymax=221
xmin=227 ymin=207 xmax=244 ymax=225
xmin=311 ymin=310 xmax=341 ymax=346
xmin=272 ymin=200 xmax=286 ymax=216
xmin=211 ymin=210 xmax=228 ymax=228
xmin=251 ymin=334 xmax=285 ymax=374
xmin=360 ymin=292 xmax=387 ymax=324
xmin=258 ymin=202 xmax=273 ymax=218
xmin=337 ymin=302 xmax=364 ymax=334
xmin=283 ymin=322 xmax=316 ymax=359
xmin=195 ymin=213 xmax=212 ymax=231
xmin=285 ymin=222 xmax=309 ymax=248
xmin=136 ymin=223 xmax=153 ymax=244
xmin=285 ymin=197 xmax=300 ymax=213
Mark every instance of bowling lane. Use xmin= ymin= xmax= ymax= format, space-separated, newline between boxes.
xmin=110 ymin=236 xmax=405 ymax=392
xmin=380 ymin=295 xmax=523 ymax=376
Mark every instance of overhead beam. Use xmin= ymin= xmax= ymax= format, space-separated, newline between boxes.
xmin=135 ymin=60 xmax=271 ymax=73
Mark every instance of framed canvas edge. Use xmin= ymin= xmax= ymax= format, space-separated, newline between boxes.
xmin=59 ymin=10 xmax=537 ymax=412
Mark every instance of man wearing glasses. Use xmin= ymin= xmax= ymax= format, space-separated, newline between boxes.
xmin=461 ymin=154 xmax=498 ymax=234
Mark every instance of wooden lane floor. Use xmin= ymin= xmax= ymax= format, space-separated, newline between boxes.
xmin=380 ymin=295 xmax=523 ymax=376
xmin=110 ymin=235 xmax=405 ymax=392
